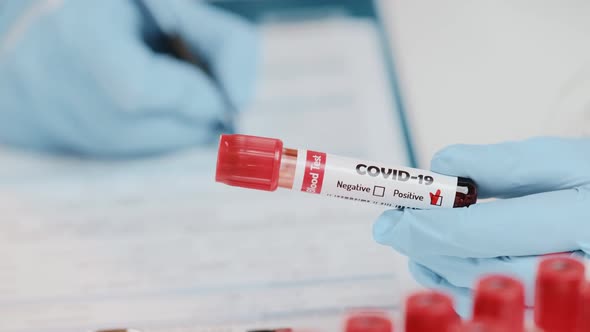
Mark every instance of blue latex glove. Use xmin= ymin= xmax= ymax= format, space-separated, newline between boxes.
xmin=0 ymin=0 xmax=258 ymax=157
xmin=373 ymin=137 xmax=590 ymax=316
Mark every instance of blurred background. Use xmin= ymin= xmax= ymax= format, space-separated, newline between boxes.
xmin=0 ymin=0 xmax=590 ymax=331
xmin=385 ymin=0 xmax=590 ymax=165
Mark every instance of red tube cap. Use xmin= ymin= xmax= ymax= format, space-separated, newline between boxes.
xmin=345 ymin=311 xmax=393 ymax=332
xmin=577 ymin=282 xmax=590 ymax=332
xmin=216 ymin=134 xmax=283 ymax=191
xmin=473 ymin=275 xmax=525 ymax=332
xmin=405 ymin=291 xmax=460 ymax=332
xmin=534 ymin=256 xmax=585 ymax=332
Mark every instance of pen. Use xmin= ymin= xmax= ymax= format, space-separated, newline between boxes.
xmin=133 ymin=0 xmax=237 ymax=134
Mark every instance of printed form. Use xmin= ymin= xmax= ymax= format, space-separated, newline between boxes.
xmin=0 ymin=17 xmax=416 ymax=332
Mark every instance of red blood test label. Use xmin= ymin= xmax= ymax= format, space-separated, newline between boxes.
xmin=301 ymin=150 xmax=327 ymax=194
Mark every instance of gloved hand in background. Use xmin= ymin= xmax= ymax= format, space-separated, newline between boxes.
xmin=373 ymin=137 xmax=590 ymax=316
xmin=0 ymin=0 xmax=258 ymax=157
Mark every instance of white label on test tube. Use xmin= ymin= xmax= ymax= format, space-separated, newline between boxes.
xmin=294 ymin=149 xmax=457 ymax=209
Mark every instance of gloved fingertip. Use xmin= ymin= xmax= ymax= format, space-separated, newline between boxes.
xmin=149 ymin=0 xmax=260 ymax=110
xmin=372 ymin=209 xmax=404 ymax=244
xmin=408 ymin=260 xmax=443 ymax=285
xmin=190 ymin=3 xmax=260 ymax=110
xmin=430 ymin=144 xmax=470 ymax=174
xmin=218 ymin=24 xmax=260 ymax=109
xmin=577 ymin=242 xmax=590 ymax=258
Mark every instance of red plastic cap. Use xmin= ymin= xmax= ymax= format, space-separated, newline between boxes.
xmin=449 ymin=321 xmax=501 ymax=332
xmin=345 ymin=311 xmax=393 ymax=332
xmin=216 ymin=134 xmax=284 ymax=191
xmin=534 ymin=256 xmax=586 ymax=332
xmin=405 ymin=291 xmax=460 ymax=332
xmin=577 ymin=282 xmax=590 ymax=332
xmin=473 ymin=275 xmax=525 ymax=332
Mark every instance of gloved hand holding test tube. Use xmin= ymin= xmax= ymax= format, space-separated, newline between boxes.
xmin=216 ymin=135 xmax=590 ymax=319
xmin=373 ymin=137 xmax=590 ymax=316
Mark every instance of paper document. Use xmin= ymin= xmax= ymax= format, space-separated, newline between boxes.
xmin=240 ymin=18 xmax=408 ymax=164
xmin=0 ymin=16 xmax=413 ymax=332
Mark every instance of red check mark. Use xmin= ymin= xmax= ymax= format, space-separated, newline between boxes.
xmin=430 ymin=189 xmax=442 ymax=205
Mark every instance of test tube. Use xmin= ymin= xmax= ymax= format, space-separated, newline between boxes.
xmin=404 ymin=291 xmax=460 ymax=332
xmin=216 ymin=135 xmax=477 ymax=209
xmin=344 ymin=311 xmax=394 ymax=332
xmin=534 ymin=256 xmax=586 ymax=332
xmin=472 ymin=275 xmax=525 ymax=332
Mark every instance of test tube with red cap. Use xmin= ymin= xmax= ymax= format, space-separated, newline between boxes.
xmin=344 ymin=311 xmax=394 ymax=332
xmin=404 ymin=291 xmax=460 ymax=332
xmin=216 ymin=134 xmax=477 ymax=209
xmin=534 ymin=256 xmax=586 ymax=332
xmin=472 ymin=275 xmax=525 ymax=332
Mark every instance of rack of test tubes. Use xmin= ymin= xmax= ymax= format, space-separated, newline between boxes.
xmin=249 ymin=256 xmax=589 ymax=332
xmin=96 ymin=256 xmax=589 ymax=332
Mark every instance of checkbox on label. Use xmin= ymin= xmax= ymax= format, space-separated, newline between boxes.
xmin=430 ymin=189 xmax=443 ymax=206
xmin=373 ymin=186 xmax=385 ymax=197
